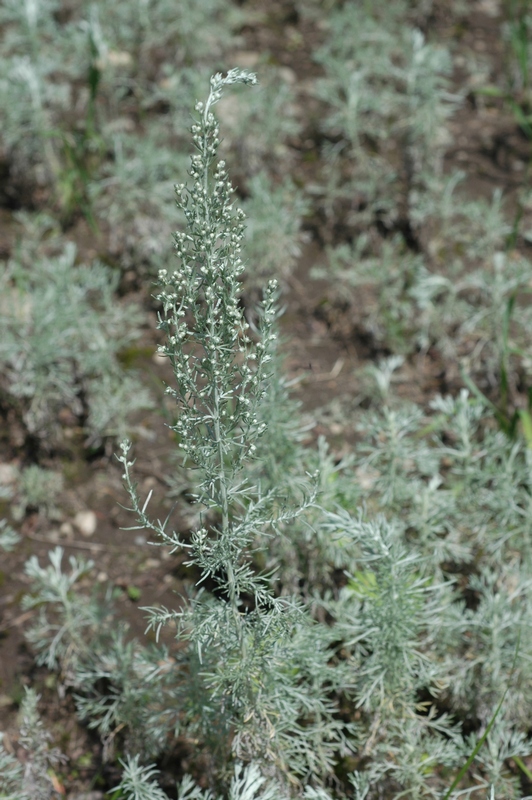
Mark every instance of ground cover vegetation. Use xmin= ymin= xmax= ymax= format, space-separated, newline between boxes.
xmin=2 ymin=0 xmax=532 ymax=798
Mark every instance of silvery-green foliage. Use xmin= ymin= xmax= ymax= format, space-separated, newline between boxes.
xmin=465 ymin=720 xmax=531 ymax=800
xmin=0 ymin=0 xmax=239 ymax=176
xmin=313 ymin=2 xmax=459 ymax=230
xmin=313 ymin=172 xmax=532 ymax=387
xmin=318 ymin=21 xmax=452 ymax=167
xmin=467 ymin=437 xmax=532 ymax=563
xmin=9 ymin=209 xmax=61 ymax=252
xmin=0 ymin=741 xmax=24 ymax=800
xmin=72 ymin=630 xmax=177 ymax=762
xmin=95 ymin=0 xmax=240 ymax=85
xmin=23 ymin=547 xmax=99 ymax=672
xmin=112 ymin=757 xmax=170 ymax=800
xmin=89 ymin=125 xmax=185 ymax=273
xmin=0 ymin=242 xmax=152 ymax=447
xmin=347 ymin=389 xmax=532 ymax=572
xmin=17 ymin=688 xmax=65 ymax=800
xmin=314 ymin=388 xmax=532 ymax=793
xmin=445 ymin=725 xmax=532 ymax=800
xmin=235 ymin=328 xmax=362 ymax=594
xmin=13 ymin=465 xmax=63 ymax=519
xmin=240 ymin=172 xmax=309 ymax=292
xmin=402 ymin=471 xmax=472 ymax=567
xmin=317 ymin=510 xmax=466 ymax=798
xmin=354 ymin=402 xmax=439 ymax=507
xmin=311 ymin=234 xmax=422 ymax=354
xmin=408 ymin=195 xmax=532 ymax=377
xmin=114 ymin=757 xmax=290 ymax=800
xmin=85 ymin=372 xmax=153 ymax=448
xmin=83 ymin=0 xmax=239 ymax=270
xmin=325 ymin=512 xmax=454 ymax=711
xmin=0 ymin=0 xmax=59 ymax=42
xmin=350 ymin=397 xmax=473 ymax=567
xmin=257 ymin=435 xmax=362 ymax=596
xmin=228 ymin=334 xmax=360 ymax=594
xmin=163 ymin=329 xmax=360 ymax=597
xmin=89 ymin=71 xmax=208 ymax=274
xmin=1 ymin=49 xmax=62 ymax=158
xmin=0 ymin=2 xmax=108 ymax=217
xmin=302 ymin=789 xmax=334 ymax=800
xmin=500 ymin=3 xmax=532 ymax=94
xmin=426 ymin=391 xmax=532 ymax=567
xmin=358 ymin=713 xmax=462 ymax=800
xmin=423 ymin=181 xmax=520 ymax=370
xmin=411 ymin=173 xmax=511 ymax=262
xmin=312 ymin=236 xmax=425 ymax=353
xmin=0 ymin=688 xmax=66 ymax=800
xmin=315 ymin=534 xmax=465 ymax=799
xmin=226 ymin=763 xmax=287 ymax=800
xmin=250 ymin=332 xmax=312 ymax=494
xmin=0 ymin=0 xmax=67 ymax=184
xmin=0 ymin=520 xmax=20 ymax=552
xmin=118 ymin=70 xmax=344 ymax=786
xmin=23 ymin=547 xmax=176 ymax=761
xmin=446 ymin=566 xmax=532 ymax=728
xmin=349 ymin=772 xmax=370 ymax=800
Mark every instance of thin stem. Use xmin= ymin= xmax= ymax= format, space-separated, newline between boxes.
xmin=202 ymin=83 xmax=243 ymax=641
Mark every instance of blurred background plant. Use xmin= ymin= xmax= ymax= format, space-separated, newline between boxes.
xmin=12 ymin=465 xmax=64 ymax=519
xmin=0 ymin=234 xmax=152 ymax=452
xmin=0 ymin=687 xmax=67 ymax=800
xmin=311 ymin=0 xmax=460 ymax=238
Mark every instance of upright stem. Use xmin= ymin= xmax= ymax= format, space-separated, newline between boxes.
xmin=201 ymin=96 xmax=243 ymax=642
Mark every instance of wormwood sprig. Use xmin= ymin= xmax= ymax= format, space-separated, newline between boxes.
xmin=0 ymin=519 xmax=19 ymax=552
xmin=111 ymin=756 xmax=290 ymax=800
xmin=0 ymin=688 xmax=66 ymax=800
xmin=117 ymin=70 xmax=342 ymax=787
xmin=119 ymin=68 xmax=282 ymax=605
xmin=0 ymin=241 xmax=152 ymax=450
xmin=22 ymin=546 xmax=179 ymax=762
